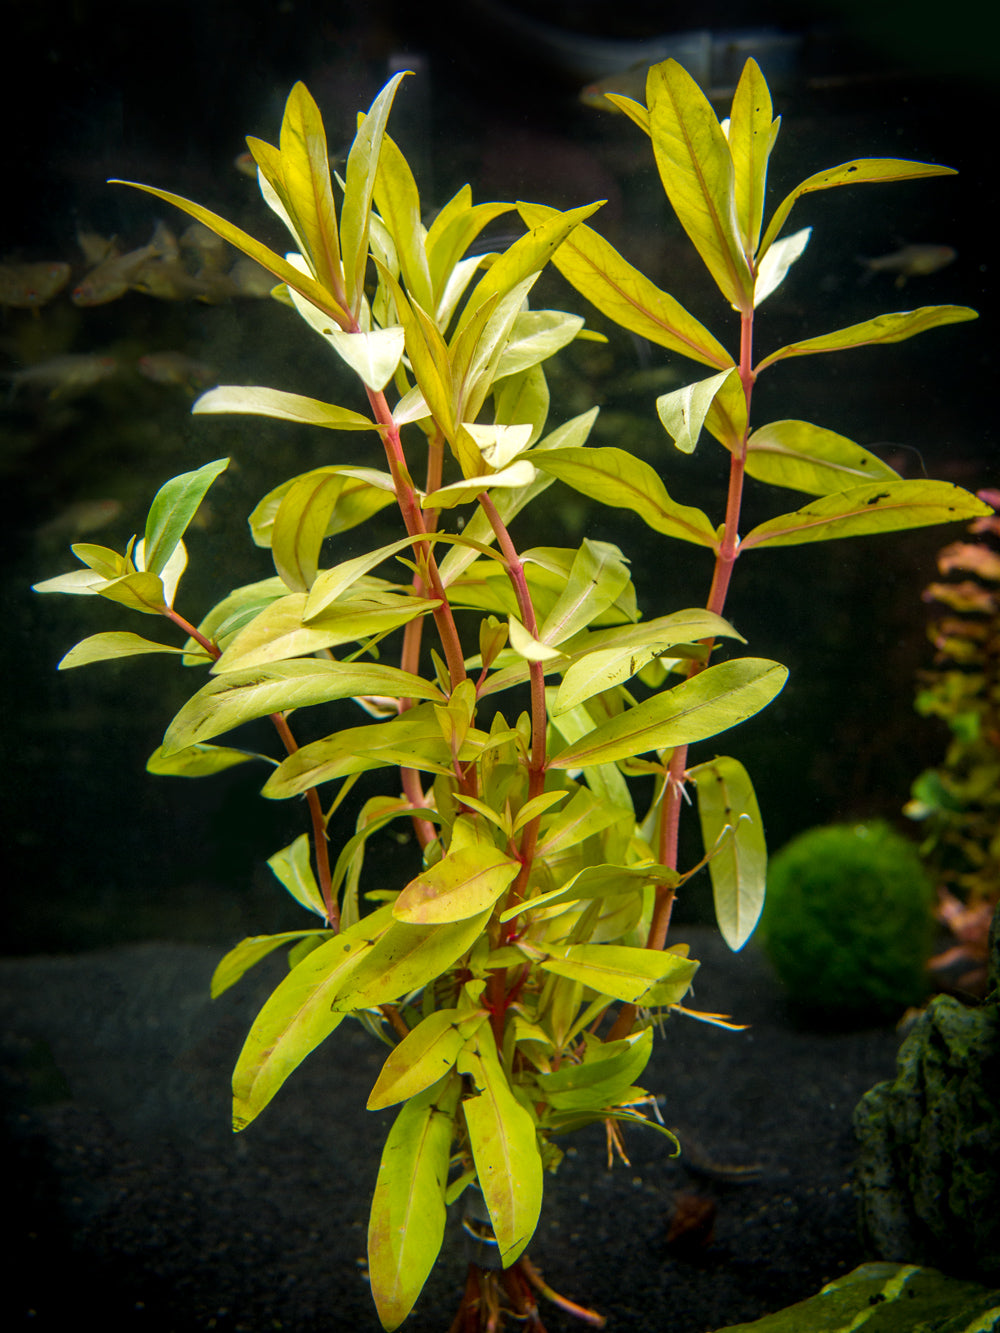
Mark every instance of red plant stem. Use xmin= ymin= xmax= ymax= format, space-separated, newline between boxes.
xmin=365 ymin=384 xmax=468 ymax=689
xmin=610 ymin=310 xmax=758 ymax=1039
xmin=161 ymin=605 xmax=338 ymax=931
xmin=476 ymin=492 xmax=546 ymax=805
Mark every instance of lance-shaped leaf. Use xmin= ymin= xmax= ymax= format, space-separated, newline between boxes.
xmin=753 ymin=226 xmax=810 ymax=308
xmin=500 ymin=862 xmax=675 ymax=922
xmin=741 ymin=480 xmax=992 ymax=551
xmin=372 ymin=129 xmax=434 ymax=314
xmin=494 ymin=310 xmax=584 ymax=380
xmin=274 ymin=82 xmax=346 ymax=301
xmin=272 ymin=471 xmax=362 ymax=592
xmin=393 ymin=835 xmax=520 ymax=925
xmin=367 ymin=1009 xmax=488 ymax=1111
xmin=146 ymin=742 xmax=257 ymax=778
xmin=231 ymin=905 xmax=396 ymax=1129
xmin=341 ymin=72 xmax=408 ymax=315
xmin=727 ymin=58 xmax=779 ymax=256
xmin=647 ymin=60 xmax=753 ymax=313
xmin=536 ymin=446 xmax=718 ymax=548
xmin=688 ymin=756 xmax=766 ymax=950
xmin=330 ymin=909 xmax=492 ymax=1012
xmin=518 ymin=204 xmax=732 ymax=370
xmin=250 ymin=466 xmax=396 ymax=550
xmin=211 ymin=592 xmax=440 ymax=673
xmin=93 ymin=570 xmax=170 ymax=616
xmin=113 ymin=180 xmax=351 ymax=326
xmin=759 ymin=157 xmax=957 ymax=260
xmin=57 ymin=631 xmax=201 ymax=670
xmin=368 ymin=1076 xmax=461 ymax=1332
xmin=143 ymin=458 xmax=228 ymax=577
xmin=425 ymin=187 xmax=515 ymax=315
xmin=536 ymin=1028 xmax=653 ymax=1111
xmin=211 ymin=929 xmax=327 ymax=999
xmin=549 ymin=658 xmax=788 ymax=769
xmin=454 ymin=201 xmax=602 ymax=343
xmin=262 ymin=708 xmax=468 ymax=796
xmin=756 ymin=305 xmax=978 ymax=372
xmin=268 ymin=833 xmax=327 ymax=919
xmin=535 ymin=941 xmax=698 ymax=1005
xmin=657 ymin=368 xmax=737 ymax=454
xmin=745 ymin=419 xmax=901 ymax=496
xmin=162 ymin=659 xmax=443 ymax=754
xmin=193 ymin=385 xmax=375 ymax=430
xmin=538 ymin=538 xmax=632 ymax=646
xmin=458 ymin=1033 xmax=543 ymax=1268
xmin=422 ymin=460 xmax=537 ymax=510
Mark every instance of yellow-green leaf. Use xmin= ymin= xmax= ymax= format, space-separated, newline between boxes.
xmin=741 ymin=480 xmax=992 ymax=550
xmin=268 ymin=833 xmax=327 ymax=919
xmin=647 ymin=59 xmax=753 ymax=312
xmin=367 ymin=1010 xmax=487 ymax=1111
xmin=275 ymin=82 xmax=346 ymax=301
xmin=537 ymin=942 xmax=697 ymax=1005
xmin=756 ymin=305 xmax=978 ymax=372
xmin=162 ymin=659 xmax=443 ymax=754
xmin=518 ymin=204 xmax=732 ymax=370
xmin=759 ymin=157 xmax=958 ymax=261
xmin=745 ymin=419 xmax=902 ymax=496
xmin=330 ymin=910 xmax=492 ymax=1012
xmin=211 ymin=592 xmax=440 ymax=673
xmin=231 ymin=905 xmax=397 ymax=1128
xmin=548 ymin=658 xmax=787 ymax=768
xmin=57 ymin=631 xmax=198 ymax=670
xmin=341 ymin=72 xmax=408 ymax=314
xmin=727 ymin=58 xmax=778 ymax=256
xmin=193 ymin=385 xmax=375 ymax=430
xmin=535 ymin=446 xmax=718 ymax=548
xmin=457 ymin=1033 xmax=543 ymax=1267
xmin=656 ymin=368 xmax=737 ymax=454
xmin=210 ymin=929 xmax=326 ymax=999
xmin=688 ymin=755 xmax=766 ymax=950
xmin=393 ymin=839 xmax=520 ymax=925
xmin=368 ymin=1076 xmax=461 ymax=1331
xmin=113 ymin=179 xmax=351 ymax=326
xmin=146 ymin=742 xmax=256 ymax=777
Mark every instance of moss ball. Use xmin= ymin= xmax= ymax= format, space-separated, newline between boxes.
xmin=757 ymin=820 xmax=935 ymax=1024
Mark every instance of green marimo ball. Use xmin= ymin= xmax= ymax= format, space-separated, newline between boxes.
xmin=757 ymin=821 xmax=935 ymax=1023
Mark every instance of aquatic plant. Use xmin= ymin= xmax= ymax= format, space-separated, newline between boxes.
xmin=34 ymin=60 xmax=988 ymax=1331
xmin=905 ymin=491 xmax=1000 ymax=994
xmin=756 ymin=821 xmax=935 ymax=1022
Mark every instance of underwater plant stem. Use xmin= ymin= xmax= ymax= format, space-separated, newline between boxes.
xmin=162 ymin=605 xmax=337 ymax=928
xmin=477 ymin=491 xmax=547 ymax=804
xmin=623 ymin=311 xmax=760 ymax=1020
xmin=365 ymin=385 xmax=468 ymax=688
xmin=269 ymin=711 xmax=338 ymax=930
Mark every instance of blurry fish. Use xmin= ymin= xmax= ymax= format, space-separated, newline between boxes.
xmin=0 ymin=261 xmax=71 ymax=310
xmin=580 ymin=62 xmax=652 ymax=109
xmin=138 ymin=350 xmax=217 ymax=392
xmin=7 ymin=352 xmax=119 ymax=398
xmin=130 ymin=253 xmax=236 ymax=302
xmin=179 ymin=221 xmax=229 ymax=273
xmin=76 ymin=229 xmax=119 ymax=267
xmin=72 ymin=221 xmax=177 ymax=306
xmin=35 ymin=498 xmax=122 ymax=542
xmin=859 ymin=244 xmax=956 ymax=288
xmin=227 ymin=255 xmax=277 ymax=297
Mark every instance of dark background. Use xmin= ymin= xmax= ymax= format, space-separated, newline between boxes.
xmin=2 ymin=0 xmax=997 ymax=950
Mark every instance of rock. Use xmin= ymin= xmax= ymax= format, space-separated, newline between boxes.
xmin=852 ymin=906 xmax=1000 ymax=1281
xmin=711 ymin=1262 xmax=1000 ymax=1331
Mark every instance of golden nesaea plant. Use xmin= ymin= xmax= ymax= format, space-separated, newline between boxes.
xmin=35 ymin=59 xmax=988 ymax=1331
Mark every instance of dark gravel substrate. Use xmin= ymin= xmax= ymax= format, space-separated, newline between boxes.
xmin=0 ymin=928 xmax=902 ymax=1332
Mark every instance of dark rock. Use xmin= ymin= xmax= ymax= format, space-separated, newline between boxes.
xmin=853 ymin=906 xmax=1000 ymax=1281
